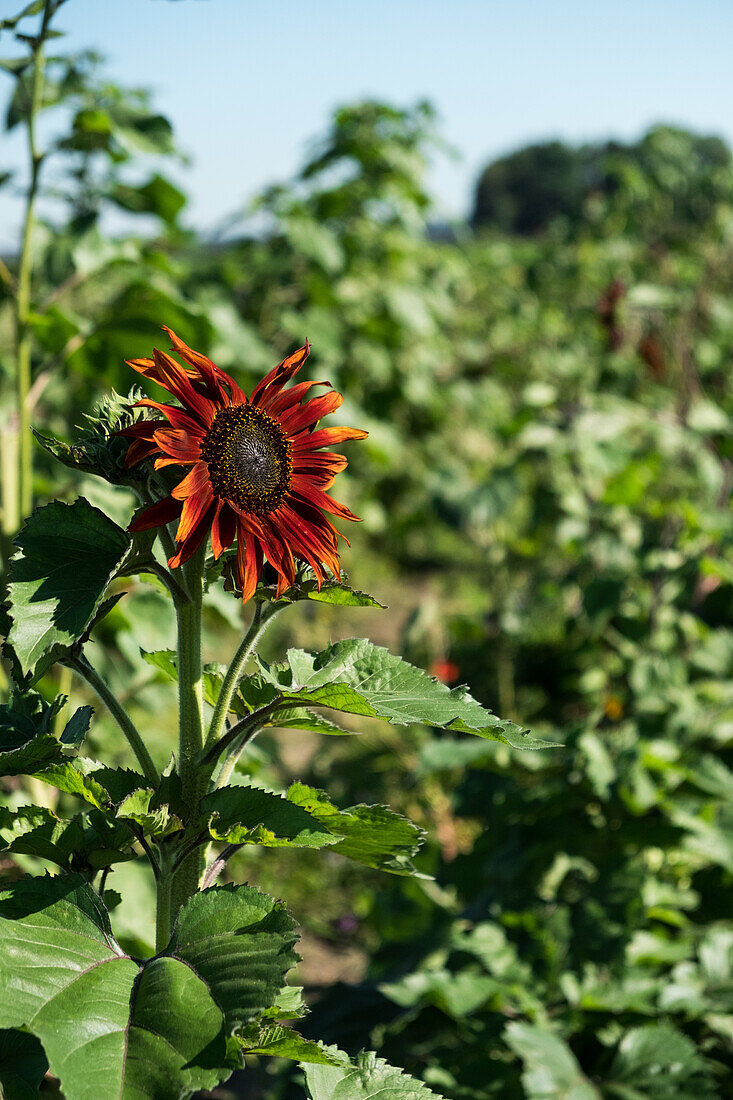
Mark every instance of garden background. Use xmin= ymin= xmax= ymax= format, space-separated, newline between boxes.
xmin=3 ymin=1 xmax=733 ymax=1096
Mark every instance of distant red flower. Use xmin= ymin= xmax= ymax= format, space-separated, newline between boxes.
xmin=120 ymin=328 xmax=367 ymax=600
xmin=429 ymin=659 xmax=460 ymax=685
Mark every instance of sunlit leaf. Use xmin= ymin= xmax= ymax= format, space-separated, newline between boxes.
xmin=0 ymin=876 xmax=297 ymax=1098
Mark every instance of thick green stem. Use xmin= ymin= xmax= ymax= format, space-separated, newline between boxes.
xmin=155 ymin=854 xmax=174 ymax=953
xmin=12 ymin=0 xmax=53 ymax=525
xmin=68 ymin=657 xmax=158 ymax=786
xmin=176 ymin=545 xmax=206 ymax=802
xmin=205 ymin=601 xmax=283 ymax=752
xmin=170 ymin=544 xmax=207 ymax=914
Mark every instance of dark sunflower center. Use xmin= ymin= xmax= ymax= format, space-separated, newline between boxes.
xmin=200 ymin=404 xmax=292 ymax=514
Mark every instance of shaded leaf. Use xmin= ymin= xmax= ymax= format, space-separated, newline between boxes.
xmin=0 ymin=1028 xmax=48 ymax=1100
xmin=8 ymin=499 xmax=131 ymax=676
xmin=0 ymin=690 xmax=65 ymax=777
xmin=0 ymin=806 xmax=134 ymax=871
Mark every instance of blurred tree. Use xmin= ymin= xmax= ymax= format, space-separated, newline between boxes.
xmin=472 ymin=126 xmax=733 ymax=243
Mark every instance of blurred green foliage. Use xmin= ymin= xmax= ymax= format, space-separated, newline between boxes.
xmin=3 ymin=27 xmax=733 ymax=1098
xmin=472 ymin=126 xmax=733 ymax=243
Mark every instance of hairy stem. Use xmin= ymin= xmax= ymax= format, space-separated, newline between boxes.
xmin=169 ymin=543 xmax=207 ymax=915
xmin=155 ymin=847 xmax=175 ymax=953
xmin=67 ymin=656 xmax=158 ymax=786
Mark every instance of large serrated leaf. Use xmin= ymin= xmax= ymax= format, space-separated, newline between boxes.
xmin=287 ymin=783 xmax=425 ymax=875
xmin=202 ymin=784 xmax=338 ymax=849
xmin=258 ymin=639 xmax=551 ymax=749
xmin=8 ymin=499 xmax=131 ymax=676
xmin=0 ymin=875 xmax=298 ymax=1099
xmin=304 ymin=1049 xmax=445 ymax=1099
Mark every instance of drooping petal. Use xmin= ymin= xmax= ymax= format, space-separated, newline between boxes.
xmin=135 ymin=400 xmax=207 ymax=437
xmin=129 ymin=495 xmax=183 ymax=533
xmin=290 ymin=482 xmax=360 ymax=522
xmin=168 ymin=499 xmax=216 ymax=568
xmin=153 ymin=427 xmax=202 ymax=463
xmin=117 ymin=419 xmax=167 ymax=440
xmin=171 ymin=461 xmax=212 ymax=501
xmin=236 ymin=523 xmax=262 ymax=602
xmin=211 ymin=500 xmax=237 ymax=559
xmin=125 ymin=437 xmax=161 ymax=467
xmin=173 ymin=480 xmax=215 ymax=544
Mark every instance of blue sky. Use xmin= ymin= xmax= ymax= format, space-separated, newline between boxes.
xmin=2 ymin=0 xmax=733 ymax=242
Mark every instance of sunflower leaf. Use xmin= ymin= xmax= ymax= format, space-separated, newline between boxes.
xmin=303 ymin=1049 xmax=446 ymax=1099
xmin=0 ymin=875 xmax=298 ymax=1098
xmin=0 ymin=1028 xmax=48 ymax=1100
xmin=201 ymin=783 xmax=338 ymax=849
xmin=0 ymin=690 xmax=88 ymax=777
xmin=286 ymin=783 xmax=426 ymax=875
xmin=257 ymin=638 xmax=552 ymax=750
xmin=8 ymin=499 xmax=132 ymax=677
xmin=116 ymin=788 xmax=183 ymax=838
xmin=0 ymin=807 xmax=135 ymax=871
xmin=237 ymin=1022 xmax=350 ymax=1067
xmin=262 ymin=577 xmax=386 ymax=609
xmin=32 ymin=760 xmax=112 ymax=810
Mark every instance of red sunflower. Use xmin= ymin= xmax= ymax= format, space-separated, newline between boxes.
xmin=119 ymin=328 xmax=367 ymax=601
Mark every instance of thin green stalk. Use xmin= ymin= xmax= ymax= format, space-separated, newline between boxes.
xmin=213 ymin=722 xmax=267 ymax=789
xmin=14 ymin=0 xmax=54 ymax=523
xmin=68 ymin=657 xmax=158 ymax=786
xmin=205 ymin=600 xmax=282 ymax=752
xmin=203 ymin=700 xmax=282 ymax=773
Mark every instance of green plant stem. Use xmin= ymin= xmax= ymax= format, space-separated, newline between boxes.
xmin=169 ymin=543 xmax=207 ymax=917
xmin=204 ymin=600 xmax=283 ymax=752
xmin=13 ymin=0 xmax=53 ymax=525
xmin=68 ymin=656 xmax=158 ymax=786
xmin=155 ymin=859 xmax=173 ymax=953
